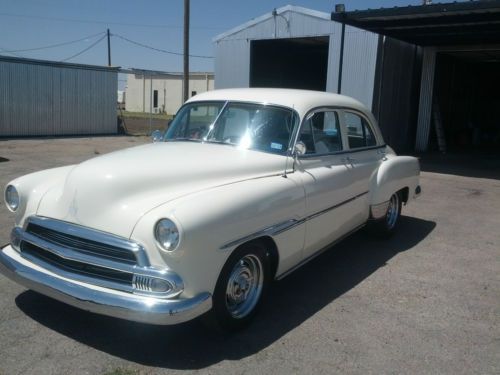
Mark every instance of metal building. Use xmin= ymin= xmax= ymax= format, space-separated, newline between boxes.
xmin=213 ymin=5 xmax=379 ymax=110
xmin=0 ymin=55 xmax=118 ymax=137
xmin=332 ymin=1 xmax=500 ymax=154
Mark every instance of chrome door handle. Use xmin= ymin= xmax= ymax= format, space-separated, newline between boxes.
xmin=342 ymin=156 xmax=356 ymax=165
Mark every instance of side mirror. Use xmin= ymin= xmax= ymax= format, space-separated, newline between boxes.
xmin=294 ymin=141 xmax=307 ymax=157
xmin=151 ymin=130 xmax=163 ymax=143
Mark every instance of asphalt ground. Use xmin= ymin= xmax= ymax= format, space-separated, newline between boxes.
xmin=0 ymin=136 xmax=498 ymax=375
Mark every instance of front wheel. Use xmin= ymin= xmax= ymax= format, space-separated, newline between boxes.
xmin=367 ymin=192 xmax=402 ymax=238
xmin=207 ymin=242 xmax=270 ymax=331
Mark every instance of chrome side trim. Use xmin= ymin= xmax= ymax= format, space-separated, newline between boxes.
xmin=276 ymin=223 xmax=366 ymax=280
xmin=370 ymin=200 xmax=390 ymax=220
xmin=220 ymin=219 xmax=301 ymax=250
xmin=220 ymin=191 xmax=369 ymax=250
xmin=26 ymin=216 xmax=150 ymax=267
xmin=307 ymin=191 xmax=368 ymax=221
xmin=0 ymin=245 xmax=212 ymax=326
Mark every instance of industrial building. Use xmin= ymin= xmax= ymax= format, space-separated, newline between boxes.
xmin=214 ymin=6 xmax=378 ymax=111
xmin=214 ymin=3 xmax=500 ymax=154
xmin=124 ymin=71 xmax=214 ymax=115
xmin=0 ymin=55 xmax=118 ymax=137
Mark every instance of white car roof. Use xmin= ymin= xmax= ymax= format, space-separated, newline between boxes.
xmin=187 ymin=88 xmax=370 ymax=118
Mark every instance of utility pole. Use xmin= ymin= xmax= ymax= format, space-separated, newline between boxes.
xmin=183 ymin=0 xmax=190 ymax=103
xmin=107 ymin=28 xmax=111 ymax=66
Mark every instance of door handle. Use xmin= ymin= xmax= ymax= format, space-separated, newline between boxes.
xmin=341 ymin=156 xmax=356 ymax=166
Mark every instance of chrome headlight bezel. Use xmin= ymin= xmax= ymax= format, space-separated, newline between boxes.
xmin=154 ymin=218 xmax=180 ymax=252
xmin=5 ymin=185 xmax=20 ymax=212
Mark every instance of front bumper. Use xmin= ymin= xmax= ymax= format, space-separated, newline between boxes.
xmin=0 ymin=245 xmax=212 ymax=325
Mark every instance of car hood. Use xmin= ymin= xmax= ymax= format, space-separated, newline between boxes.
xmin=37 ymin=142 xmax=288 ymax=238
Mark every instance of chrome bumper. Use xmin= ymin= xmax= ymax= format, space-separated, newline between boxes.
xmin=0 ymin=245 xmax=212 ymax=325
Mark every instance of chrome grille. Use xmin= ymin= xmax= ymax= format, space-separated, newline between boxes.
xmin=10 ymin=216 xmax=184 ymax=299
xmin=21 ymin=241 xmax=133 ymax=285
xmin=26 ymin=222 xmax=137 ymax=264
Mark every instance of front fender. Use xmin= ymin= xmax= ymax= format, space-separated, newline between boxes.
xmin=369 ymin=155 xmax=420 ymax=206
xmin=130 ymin=175 xmax=305 ymax=297
xmin=5 ymin=166 xmax=75 ymax=227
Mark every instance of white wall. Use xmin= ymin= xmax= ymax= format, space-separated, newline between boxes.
xmin=125 ymin=74 xmax=214 ymax=114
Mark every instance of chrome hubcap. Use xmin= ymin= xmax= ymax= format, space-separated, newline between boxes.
xmin=386 ymin=193 xmax=400 ymax=229
xmin=226 ymin=254 xmax=263 ymax=319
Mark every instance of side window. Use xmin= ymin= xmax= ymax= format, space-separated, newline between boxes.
xmin=345 ymin=112 xmax=377 ymax=148
xmin=298 ymin=111 xmax=343 ymax=154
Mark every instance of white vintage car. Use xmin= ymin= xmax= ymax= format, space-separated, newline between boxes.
xmin=1 ymin=88 xmax=420 ymax=330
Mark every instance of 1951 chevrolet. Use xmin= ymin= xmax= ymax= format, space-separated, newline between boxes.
xmin=1 ymin=88 xmax=420 ymax=330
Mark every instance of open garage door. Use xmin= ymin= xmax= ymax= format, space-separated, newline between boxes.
xmin=431 ymin=49 xmax=500 ymax=154
xmin=250 ymin=37 xmax=329 ymax=91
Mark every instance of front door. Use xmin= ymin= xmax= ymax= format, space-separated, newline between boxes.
xmin=292 ymin=109 xmax=366 ymax=259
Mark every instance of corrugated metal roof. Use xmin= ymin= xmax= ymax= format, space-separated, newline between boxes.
xmin=0 ymin=55 xmax=119 ymax=72
xmin=331 ymin=0 xmax=500 ymax=45
xmin=213 ymin=5 xmax=331 ymax=42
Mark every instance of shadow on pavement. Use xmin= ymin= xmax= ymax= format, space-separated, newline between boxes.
xmin=16 ymin=215 xmax=435 ymax=370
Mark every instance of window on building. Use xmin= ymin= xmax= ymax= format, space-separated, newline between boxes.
xmin=345 ymin=112 xmax=376 ymax=148
xmin=191 ymin=91 xmax=197 ymax=97
xmin=153 ymin=90 xmax=158 ymax=108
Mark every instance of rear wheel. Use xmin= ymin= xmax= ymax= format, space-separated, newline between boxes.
xmin=367 ymin=192 xmax=402 ymax=238
xmin=208 ymin=242 xmax=270 ymax=331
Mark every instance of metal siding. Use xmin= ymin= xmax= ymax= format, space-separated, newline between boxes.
xmin=214 ymin=39 xmax=250 ymax=89
xmin=340 ymin=26 xmax=379 ymax=109
xmin=0 ymin=59 xmax=117 ymax=137
xmin=214 ymin=8 xmax=378 ymax=110
xmin=415 ymin=47 xmax=436 ymax=152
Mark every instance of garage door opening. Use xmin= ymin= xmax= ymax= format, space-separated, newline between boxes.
xmin=431 ymin=49 xmax=500 ymax=154
xmin=250 ymin=37 xmax=329 ymax=91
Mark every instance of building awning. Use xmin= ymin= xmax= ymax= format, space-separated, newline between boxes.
xmin=331 ymin=1 xmax=500 ymax=46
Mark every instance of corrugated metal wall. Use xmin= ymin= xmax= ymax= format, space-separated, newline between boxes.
xmin=340 ymin=26 xmax=379 ymax=109
xmin=0 ymin=57 xmax=117 ymax=137
xmin=415 ymin=48 xmax=436 ymax=152
xmin=372 ymin=37 xmax=423 ymax=153
xmin=213 ymin=6 xmax=378 ymax=110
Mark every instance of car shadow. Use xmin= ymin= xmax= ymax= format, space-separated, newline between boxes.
xmin=15 ymin=215 xmax=435 ymax=370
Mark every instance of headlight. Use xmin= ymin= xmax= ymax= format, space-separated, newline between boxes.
xmin=5 ymin=185 xmax=19 ymax=212
xmin=154 ymin=219 xmax=180 ymax=252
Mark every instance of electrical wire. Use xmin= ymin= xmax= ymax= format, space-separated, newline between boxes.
xmin=0 ymin=46 xmax=24 ymax=58
xmin=60 ymin=34 xmax=106 ymax=62
xmin=0 ymin=32 xmax=105 ymax=53
xmin=112 ymin=33 xmax=214 ymax=59
xmin=0 ymin=12 xmax=224 ymax=30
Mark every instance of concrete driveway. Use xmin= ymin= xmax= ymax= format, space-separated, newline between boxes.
xmin=0 ymin=137 xmax=498 ymax=375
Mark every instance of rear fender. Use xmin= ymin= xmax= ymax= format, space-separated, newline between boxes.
xmin=369 ymin=155 xmax=420 ymax=208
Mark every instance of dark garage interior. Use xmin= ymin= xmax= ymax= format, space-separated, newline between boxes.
xmin=431 ymin=49 xmax=500 ymax=154
xmin=332 ymin=0 xmax=500 ymax=158
xmin=250 ymin=36 xmax=329 ymax=91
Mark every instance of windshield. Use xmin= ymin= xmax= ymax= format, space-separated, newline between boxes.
xmin=165 ymin=101 xmax=297 ymax=155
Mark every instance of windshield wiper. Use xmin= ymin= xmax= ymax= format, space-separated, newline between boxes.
xmin=166 ymin=138 xmax=202 ymax=143
xmin=204 ymin=139 xmax=237 ymax=147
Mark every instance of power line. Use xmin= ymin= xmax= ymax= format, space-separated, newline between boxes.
xmin=0 ymin=12 xmax=224 ymax=30
xmin=0 ymin=32 xmax=105 ymax=53
xmin=60 ymin=34 xmax=106 ymax=62
xmin=0 ymin=46 xmax=24 ymax=58
xmin=112 ymin=33 xmax=213 ymax=59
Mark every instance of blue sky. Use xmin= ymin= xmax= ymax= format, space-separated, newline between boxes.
xmin=0 ymin=0 xmax=460 ymax=73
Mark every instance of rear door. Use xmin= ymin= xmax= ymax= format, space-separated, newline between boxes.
xmin=340 ymin=110 xmax=385 ymax=221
